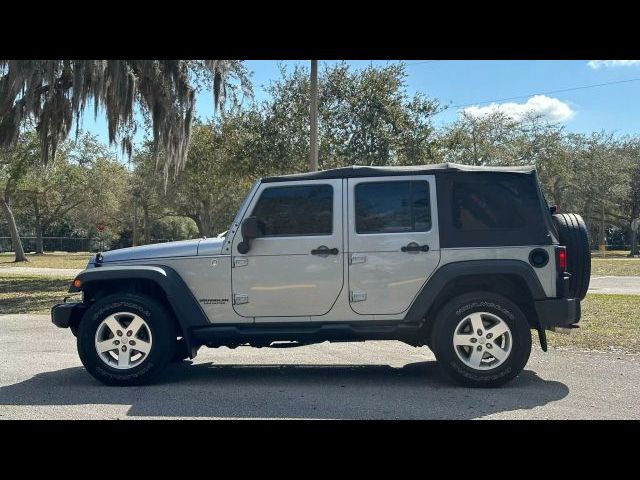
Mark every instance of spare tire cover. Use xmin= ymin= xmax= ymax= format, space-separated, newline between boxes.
xmin=552 ymin=213 xmax=591 ymax=299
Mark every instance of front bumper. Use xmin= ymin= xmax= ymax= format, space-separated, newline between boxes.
xmin=534 ymin=297 xmax=581 ymax=329
xmin=51 ymin=302 xmax=87 ymax=329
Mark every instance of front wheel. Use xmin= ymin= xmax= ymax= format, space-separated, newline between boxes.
xmin=431 ymin=292 xmax=532 ymax=388
xmin=77 ymin=293 xmax=176 ymax=386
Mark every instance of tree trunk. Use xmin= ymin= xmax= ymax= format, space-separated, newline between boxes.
xmin=630 ymin=205 xmax=639 ymax=256
xmin=1 ymin=195 xmax=28 ymax=262
xmin=143 ymin=204 xmax=150 ymax=245
xmin=33 ymin=195 xmax=44 ymax=254
xmin=132 ymin=201 xmax=138 ymax=247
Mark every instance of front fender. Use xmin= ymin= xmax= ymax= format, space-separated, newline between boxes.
xmin=70 ymin=265 xmax=209 ymax=354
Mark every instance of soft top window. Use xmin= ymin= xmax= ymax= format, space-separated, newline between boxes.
xmin=452 ymin=181 xmax=526 ymax=231
xmin=437 ymin=172 xmax=552 ymax=248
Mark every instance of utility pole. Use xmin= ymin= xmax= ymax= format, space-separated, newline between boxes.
xmin=600 ymin=200 xmax=606 ymax=258
xmin=309 ymin=60 xmax=319 ymax=172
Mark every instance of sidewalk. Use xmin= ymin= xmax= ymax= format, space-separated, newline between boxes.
xmin=0 ymin=266 xmax=82 ymax=277
xmin=588 ymin=276 xmax=640 ymax=295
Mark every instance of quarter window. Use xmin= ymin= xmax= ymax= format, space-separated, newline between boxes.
xmin=451 ymin=180 xmax=526 ymax=231
xmin=355 ymin=181 xmax=431 ymax=234
xmin=251 ymin=184 xmax=333 ymax=236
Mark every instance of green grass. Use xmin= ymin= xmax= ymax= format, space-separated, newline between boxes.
xmin=0 ymin=274 xmax=73 ymax=314
xmin=591 ymin=258 xmax=640 ymax=276
xmin=547 ymin=294 xmax=640 ymax=353
xmin=0 ymin=252 xmax=90 ymax=269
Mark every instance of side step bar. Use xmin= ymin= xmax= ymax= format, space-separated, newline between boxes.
xmin=190 ymin=322 xmax=424 ymax=347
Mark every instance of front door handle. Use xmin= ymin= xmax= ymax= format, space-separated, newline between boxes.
xmin=311 ymin=245 xmax=339 ymax=255
xmin=401 ymin=242 xmax=429 ymax=253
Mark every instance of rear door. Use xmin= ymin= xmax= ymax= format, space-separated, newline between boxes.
xmin=347 ymin=176 xmax=440 ymax=315
xmin=231 ymin=179 xmax=344 ymax=319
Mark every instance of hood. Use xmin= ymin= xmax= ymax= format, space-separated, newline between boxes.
xmin=93 ymin=237 xmax=225 ymax=264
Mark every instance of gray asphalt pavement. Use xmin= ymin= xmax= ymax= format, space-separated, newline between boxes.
xmin=1 ymin=314 xmax=639 ymax=419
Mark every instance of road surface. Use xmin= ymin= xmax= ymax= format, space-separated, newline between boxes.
xmin=589 ymin=276 xmax=640 ymax=295
xmin=1 ymin=314 xmax=638 ymax=420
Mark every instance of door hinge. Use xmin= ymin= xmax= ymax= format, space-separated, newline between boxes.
xmin=233 ymin=294 xmax=249 ymax=305
xmin=350 ymin=254 xmax=367 ymax=265
xmin=350 ymin=290 xmax=367 ymax=302
xmin=233 ymin=257 xmax=248 ymax=268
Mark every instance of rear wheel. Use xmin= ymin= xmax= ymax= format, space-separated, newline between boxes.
xmin=552 ymin=213 xmax=591 ymax=299
xmin=77 ymin=293 xmax=176 ymax=386
xmin=431 ymin=292 xmax=532 ymax=387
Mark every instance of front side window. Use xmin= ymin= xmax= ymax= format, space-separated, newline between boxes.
xmin=355 ymin=180 xmax=431 ymax=234
xmin=251 ymin=184 xmax=333 ymax=236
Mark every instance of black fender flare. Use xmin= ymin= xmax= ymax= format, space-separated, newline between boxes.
xmin=403 ymin=259 xmax=547 ymax=324
xmin=70 ymin=265 xmax=210 ymax=354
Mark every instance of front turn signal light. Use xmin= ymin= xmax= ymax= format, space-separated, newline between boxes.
xmin=72 ymin=278 xmax=82 ymax=289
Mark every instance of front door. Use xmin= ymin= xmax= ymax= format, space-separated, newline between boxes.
xmin=231 ymin=179 xmax=344 ymax=319
xmin=347 ymin=176 xmax=440 ymax=315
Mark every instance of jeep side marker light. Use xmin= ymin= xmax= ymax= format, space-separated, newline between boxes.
xmin=72 ymin=278 xmax=82 ymax=289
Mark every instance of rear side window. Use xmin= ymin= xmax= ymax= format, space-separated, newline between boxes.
xmin=251 ymin=184 xmax=333 ymax=236
xmin=452 ymin=180 xmax=526 ymax=231
xmin=355 ymin=181 xmax=431 ymax=234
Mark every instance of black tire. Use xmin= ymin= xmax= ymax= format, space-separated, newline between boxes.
xmin=431 ymin=292 xmax=532 ymax=388
xmin=552 ymin=213 xmax=591 ymax=299
xmin=77 ymin=293 xmax=176 ymax=386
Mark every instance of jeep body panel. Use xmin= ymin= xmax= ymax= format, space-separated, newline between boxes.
xmin=58 ymin=163 xmax=578 ymax=349
xmin=70 ymin=265 xmax=210 ymax=351
xmin=230 ymin=178 xmax=345 ymax=319
xmin=346 ymin=175 xmax=441 ymax=315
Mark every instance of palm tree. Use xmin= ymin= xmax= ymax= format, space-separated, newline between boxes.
xmin=0 ymin=60 xmax=251 ymax=261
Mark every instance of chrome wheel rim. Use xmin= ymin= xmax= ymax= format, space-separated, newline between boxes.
xmin=94 ymin=312 xmax=153 ymax=370
xmin=453 ymin=311 xmax=512 ymax=370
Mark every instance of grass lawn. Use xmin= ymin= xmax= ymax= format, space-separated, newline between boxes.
xmin=547 ymin=294 xmax=640 ymax=353
xmin=591 ymin=258 xmax=640 ymax=276
xmin=0 ymin=274 xmax=73 ymax=314
xmin=0 ymin=252 xmax=90 ymax=269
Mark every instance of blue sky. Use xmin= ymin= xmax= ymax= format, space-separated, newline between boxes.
xmin=82 ymin=60 xmax=640 ymax=157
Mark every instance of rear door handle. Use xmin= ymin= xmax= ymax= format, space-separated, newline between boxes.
xmin=311 ymin=245 xmax=339 ymax=255
xmin=401 ymin=242 xmax=429 ymax=253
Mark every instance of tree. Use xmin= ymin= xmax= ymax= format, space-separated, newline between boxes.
xmin=0 ymin=131 xmax=40 ymax=261
xmin=0 ymin=60 xmax=251 ymax=179
xmin=163 ymin=120 xmax=256 ymax=237
xmin=439 ymin=111 xmax=520 ymax=166
xmin=17 ymin=133 xmax=111 ymax=253
xmin=258 ymin=62 xmax=441 ymax=173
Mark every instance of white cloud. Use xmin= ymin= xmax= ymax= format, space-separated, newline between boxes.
xmin=587 ymin=60 xmax=640 ymax=69
xmin=461 ymin=95 xmax=574 ymax=123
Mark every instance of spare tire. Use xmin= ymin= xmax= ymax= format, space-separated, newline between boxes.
xmin=552 ymin=213 xmax=591 ymax=299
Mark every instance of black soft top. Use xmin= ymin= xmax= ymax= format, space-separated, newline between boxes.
xmin=261 ymin=163 xmax=536 ymax=183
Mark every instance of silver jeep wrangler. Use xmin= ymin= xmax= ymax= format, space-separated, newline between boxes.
xmin=52 ymin=164 xmax=590 ymax=387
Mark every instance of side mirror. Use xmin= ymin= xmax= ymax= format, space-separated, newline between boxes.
xmin=237 ymin=216 xmax=260 ymax=254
